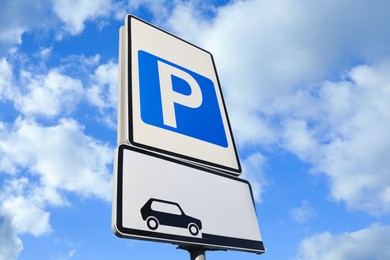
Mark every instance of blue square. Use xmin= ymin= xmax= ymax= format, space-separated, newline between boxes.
xmin=138 ymin=50 xmax=228 ymax=148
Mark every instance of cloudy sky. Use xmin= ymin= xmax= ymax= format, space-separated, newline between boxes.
xmin=1 ymin=0 xmax=390 ymax=259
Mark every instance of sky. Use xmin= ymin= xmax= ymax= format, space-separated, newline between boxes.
xmin=1 ymin=0 xmax=390 ymax=259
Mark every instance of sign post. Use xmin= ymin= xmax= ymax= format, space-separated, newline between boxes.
xmin=113 ymin=15 xmax=265 ymax=257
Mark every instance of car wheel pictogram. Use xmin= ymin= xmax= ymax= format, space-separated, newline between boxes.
xmin=147 ymin=217 xmax=159 ymax=230
xmin=188 ymin=223 xmax=199 ymax=236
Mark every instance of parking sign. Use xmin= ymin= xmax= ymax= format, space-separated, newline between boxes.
xmin=119 ymin=15 xmax=241 ymax=174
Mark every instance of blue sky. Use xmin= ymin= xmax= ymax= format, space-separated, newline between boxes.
xmin=1 ymin=0 xmax=390 ymax=259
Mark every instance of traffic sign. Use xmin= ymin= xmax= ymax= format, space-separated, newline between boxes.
xmin=112 ymin=144 xmax=265 ymax=254
xmin=118 ymin=15 xmax=241 ymax=174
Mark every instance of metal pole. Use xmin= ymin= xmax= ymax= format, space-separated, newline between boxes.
xmin=189 ymin=248 xmax=206 ymax=260
xmin=178 ymin=246 xmax=206 ymax=260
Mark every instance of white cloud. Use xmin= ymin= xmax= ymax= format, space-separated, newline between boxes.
xmin=35 ymin=47 xmax=53 ymax=60
xmin=59 ymin=54 xmax=101 ymax=80
xmin=14 ymin=70 xmax=83 ymax=118
xmin=0 ymin=111 xmax=112 ymax=258
xmin=0 ymin=117 xmax=113 ymax=258
xmin=295 ymin=224 xmax=390 ymax=260
xmin=241 ymin=152 xmax=267 ymax=203
xmin=0 ymin=58 xmax=85 ymax=119
xmin=290 ymin=201 xmax=315 ymax=224
xmin=0 ymin=0 xmax=51 ymax=55
xmin=0 ymin=118 xmax=113 ymax=200
xmin=0 ymin=58 xmax=13 ymax=101
xmin=2 ymin=195 xmax=51 ymax=236
xmin=124 ymin=0 xmax=180 ymax=24
xmin=53 ymin=237 xmax=77 ymax=260
xmin=229 ymin=108 xmax=277 ymax=148
xmin=281 ymin=119 xmax=320 ymax=162
xmin=198 ymin=0 xmax=390 ymax=134
xmin=0 ymin=177 xmax=68 ymax=237
xmin=164 ymin=1 xmax=212 ymax=40
xmin=0 ymin=212 xmax=23 ymax=260
xmin=0 ymin=0 xmax=115 ymax=54
xmin=86 ymin=61 xmax=118 ymax=128
xmin=86 ymin=61 xmax=118 ymax=110
xmin=281 ymin=60 xmax=390 ymax=214
xmin=52 ymin=0 xmax=112 ymax=35
xmin=314 ymin=61 xmax=390 ymax=214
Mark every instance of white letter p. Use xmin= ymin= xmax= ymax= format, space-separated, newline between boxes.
xmin=157 ymin=61 xmax=203 ymax=128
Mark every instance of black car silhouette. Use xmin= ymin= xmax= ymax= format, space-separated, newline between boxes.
xmin=140 ymin=198 xmax=202 ymax=236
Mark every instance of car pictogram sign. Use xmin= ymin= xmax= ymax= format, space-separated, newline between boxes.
xmin=112 ymin=144 xmax=265 ymax=253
